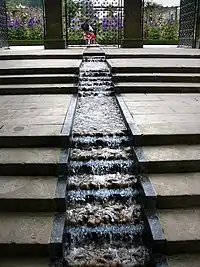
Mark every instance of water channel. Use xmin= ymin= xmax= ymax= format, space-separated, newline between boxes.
xmin=64 ymin=55 xmax=150 ymax=266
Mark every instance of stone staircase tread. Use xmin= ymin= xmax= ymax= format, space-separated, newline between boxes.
xmin=0 ymin=148 xmax=60 ymax=164
xmin=158 ymin=208 xmax=200 ymax=242
xmin=149 ymin=173 xmax=200 ymax=197
xmin=0 ymin=175 xmax=57 ymax=199
xmin=136 ymin=145 xmax=200 ymax=162
xmin=1 ymin=258 xmax=49 ymax=267
xmin=136 ymin=145 xmax=200 ymax=173
xmin=0 ymin=148 xmax=63 ymax=175
xmin=0 ymin=212 xmax=56 ymax=256
xmin=108 ymin=58 xmax=200 ymax=68
xmin=117 ymin=82 xmax=200 ymax=87
xmin=167 ymin=254 xmax=200 ymax=267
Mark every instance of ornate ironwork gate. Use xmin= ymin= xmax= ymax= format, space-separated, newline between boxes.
xmin=65 ymin=0 xmax=123 ymax=46
xmin=178 ymin=0 xmax=199 ymax=47
xmin=0 ymin=0 xmax=8 ymax=48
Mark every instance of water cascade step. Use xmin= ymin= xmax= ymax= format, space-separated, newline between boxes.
xmin=64 ymin=54 xmax=150 ymax=266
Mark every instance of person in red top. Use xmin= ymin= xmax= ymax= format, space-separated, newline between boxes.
xmin=81 ymin=20 xmax=96 ymax=45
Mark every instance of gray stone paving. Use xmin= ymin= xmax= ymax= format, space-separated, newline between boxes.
xmin=108 ymin=58 xmax=200 ymax=68
xmin=105 ymin=47 xmax=200 ymax=56
xmin=0 ymin=95 xmax=71 ymax=137
xmin=123 ymin=93 xmax=200 ymax=135
xmin=0 ymin=176 xmax=58 ymax=199
xmin=0 ymin=59 xmax=81 ymax=70
xmin=0 ymin=212 xmax=54 ymax=244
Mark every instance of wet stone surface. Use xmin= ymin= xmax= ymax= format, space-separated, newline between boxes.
xmin=64 ymin=56 xmax=150 ymax=266
xmin=72 ymin=96 xmax=127 ymax=136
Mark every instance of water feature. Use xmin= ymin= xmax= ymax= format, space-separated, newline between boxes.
xmin=64 ymin=55 xmax=150 ymax=266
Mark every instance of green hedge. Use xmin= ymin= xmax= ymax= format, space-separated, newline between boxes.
xmin=8 ymin=39 xmax=178 ymax=46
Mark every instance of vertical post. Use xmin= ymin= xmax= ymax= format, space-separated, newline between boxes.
xmin=44 ymin=0 xmax=65 ymax=49
xmin=195 ymin=0 xmax=200 ymax=48
xmin=122 ymin=0 xmax=143 ymax=48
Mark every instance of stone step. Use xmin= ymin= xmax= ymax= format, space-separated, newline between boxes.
xmin=147 ymin=173 xmax=200 ymax=208
xmin=0 ymin=59 xmax=80 ymax=75
xmin=1 ymin=258 xmax=50 ymax=267
xmin=0 ymin=74 xmax=78 ymax=85
xmin=113 ymin=73 xmax=200 ymax=83
xmin=135 ymin=145 xmax=200 ymax=173
xmin=115 ymin=82 xmax=200 ymax=93
xmin=167 ymin=254 xmax=200 ymax=266
xmin=0 ymin=176 xmax=66 ymax=212
xmin=0 ymin=83 xmax=78 ymax=95
xmin=0 ymin=148 xmax=67 ymax=176
xmin=0 ymin=212 xmax=65 ymax=257
xmin=157 ymin=208 xmax=200 ymax=254
xmin=108 ymin=58 xmax=200 ymax=74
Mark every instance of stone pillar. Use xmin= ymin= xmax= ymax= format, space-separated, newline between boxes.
xmin=122 ymin=0 xmax=143 ymax=48
xmin=44 ymin=0 xmax=65 ymax=49
xmin=195 ymin=2 xmax=200 ymax=49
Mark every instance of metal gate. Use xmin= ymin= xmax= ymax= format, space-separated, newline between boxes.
xmin=178 ymin=0 xmax=199 ymax=47
xmin=64 ymin=0 xmax=123 ymax=46
xmin=0 ymin=0 xmax=8 ymax=48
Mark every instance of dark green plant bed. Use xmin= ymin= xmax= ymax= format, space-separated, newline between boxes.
xmin=8 ymin=40 xmax=44 ymax=46
xmin=8 ymin=39 xmax=178 ymax=47
xmin=144 ymin=39 xmax=178 ymax=45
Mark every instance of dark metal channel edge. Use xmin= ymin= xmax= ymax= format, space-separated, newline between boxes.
xmin=50 ymin=95 xmax=78 ymax=260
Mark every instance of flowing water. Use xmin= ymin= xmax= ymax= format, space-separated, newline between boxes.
xmin=64 ymin=55 xmax=150 ymax=266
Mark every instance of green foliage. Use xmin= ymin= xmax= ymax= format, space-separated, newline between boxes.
xmin=148 ymin=26 xmax=161 ymax=40
xmin=161 ymin=22 xmax=179 ymax=40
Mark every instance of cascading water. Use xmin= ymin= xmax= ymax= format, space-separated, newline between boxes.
xmin=64 ymin=55 xmax=150 ymax=266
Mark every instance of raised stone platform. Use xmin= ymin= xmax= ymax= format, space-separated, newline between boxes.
xmin=0 ymin=176 xmax=65 ymax=211
xmin=109 ymin=58 xmax=200 ymax=73
xmin=135 ymin=145 xmax=200 ymax=173
xmin=148 ymin=173 xmax=200 ymax=208
xmin=0 ymin=148 xmax=62 ymax=175
xmin=158 ymin=209 xmax=200 ymax=254
xmin=0 ymin=95 xmax=73 ymax=147
xmin=0 ymin=59 xmax=81 ymax=75
xmin=0 ymin=212 xmax=64 ymax=257
xmin=121 ymin=93 xmax=200 ymax=145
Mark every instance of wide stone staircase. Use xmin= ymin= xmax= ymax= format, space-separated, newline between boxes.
xmin=0 ymin=54 xmax=80 ymax=266
xmin=109 ymin=54 xmax=200 ymax=266
xmin=1 ymin=47 xmax=200 ymax=266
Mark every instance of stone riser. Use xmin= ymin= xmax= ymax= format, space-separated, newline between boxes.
xmin=0 ymin=76 xmax=78 ymax=85
xmin=0 ymin=199 xmax=64 ymax=212
xmin=0 ymin=68 xmax=78 ymax=75
xmin=113 ymin=75 xmax=200 ymax=83
xmin=0 ymin=86 xmax=78 ymax=95
xmin=0 ymin=164 xmax=62 ymax=176
xmin=112 ymin=67 xmax=200 ymax=74
xmin=134 ymin=134 xmax=200 ymax=146
xmin=115 ymin=84 xmax=200 ymax=94
xmin=156 ymin=195 xmax=200 ymax=209
xmin=0 ymin=244 xmax=50 ymax=257
xmin=138 ymin=161 xmax=200 ymax=173
xmin=0 ymin=136 xmax=69 ymax=148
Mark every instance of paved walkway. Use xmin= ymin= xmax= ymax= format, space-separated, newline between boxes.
xmin=122 ymin=93 xmax=200 ymax=136
xmin=0 ymin=45 xmax=200 ymax=57
xmin=0 ymin=59 xmax=81 ymax=71
xmin=108 ymin=58 xmax=200 ymax=69
xmin=0 ymin=95 xmax=71 ymax=137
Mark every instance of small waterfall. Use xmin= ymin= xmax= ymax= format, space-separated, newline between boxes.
xmin=64 ymin=55 xmax=150 ymax=266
